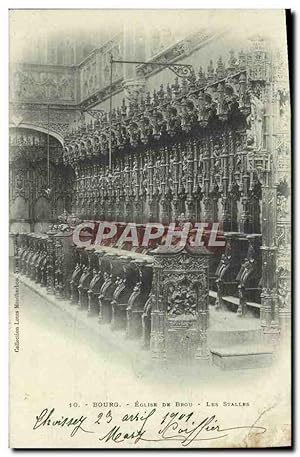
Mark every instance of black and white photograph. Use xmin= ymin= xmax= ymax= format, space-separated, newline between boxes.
xmin=7 ymin=8 xmax=292 ymax=449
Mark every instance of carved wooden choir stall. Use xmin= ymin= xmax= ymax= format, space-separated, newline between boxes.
xmin=10 ymin=40 xmax=291 ymax=366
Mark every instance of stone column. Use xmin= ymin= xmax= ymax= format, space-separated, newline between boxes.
xmin=149 ymin=264 xmax=166 ymax=361
xmin=245 ymin=43 xmax=283 ymax=338
xmin=254 ymin=98 xmax=279 ymax=334
xmin=46 ymin=235 xmax=55 ymax=295
xmin=273 ymin=51 xmax=291 ymax=338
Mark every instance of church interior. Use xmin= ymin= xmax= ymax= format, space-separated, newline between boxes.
xmin=9 ymin=11 xmax=291 ymax=370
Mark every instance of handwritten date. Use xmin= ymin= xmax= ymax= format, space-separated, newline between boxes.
xmin=32 ymin=407 xmax=267 ymax=446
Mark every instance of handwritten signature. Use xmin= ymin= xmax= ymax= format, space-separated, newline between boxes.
xmin=33 ymin=407 xmax=267 ymax=447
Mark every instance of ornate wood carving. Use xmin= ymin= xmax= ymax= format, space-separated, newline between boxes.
xmin=150 ymin=246 xmax=211 ymax=362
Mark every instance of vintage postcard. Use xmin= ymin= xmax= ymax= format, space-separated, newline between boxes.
xmin=9 ymin=9 xmax=291 ymax=448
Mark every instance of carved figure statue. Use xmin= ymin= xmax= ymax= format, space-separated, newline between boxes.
xmin=249 ymin=93 xmax=264 ymax=151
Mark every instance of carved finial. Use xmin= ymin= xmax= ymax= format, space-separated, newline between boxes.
xmin=145 ymin=91 xmax=151 ymax=108
xmin=121 ymin=98 xmax=127 ymax=116
xmin=152 ymin=89 xmax=158 ymax=106
xmin=111 ymin=108 xmax=116 ymax=122
xmin=172 ymin=77 xmax=180 ymax=97
xmin=157 ymin=84 xmax=165 ymax=103
xmin=228 ymin=50 xmax=237 ymax=71
xmin=238 ymin=50 xmax=247 ymax=69
xmin=198 ymin=66 xmax=206 ymax=86
xmin=139 ymin=95 xmax=145 ymax=111
xmin=128 ymin=100 xmax=135 ymax=117
xmin=103 ymin=112 xmax=108 ymax=125
xmin=207 ymin=59 xmax=215 ymax=83
xmin=188 ymin=68 xmax=196 ymax=89
xmin=181 ymin=77 xmax=189 ymax=96
xmin=166 ymin=83 xmax=172 ymax=101
xmin=216 ymin=56 xmax=225 ymax=80
xmin=116 ymin=107 xmax=122 ymax=122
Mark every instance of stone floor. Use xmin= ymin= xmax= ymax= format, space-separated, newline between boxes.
xmin=12 ymin=273 xmax=277 ymax=383
xmin=209 ymin=305 xmax=260 ymax=332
